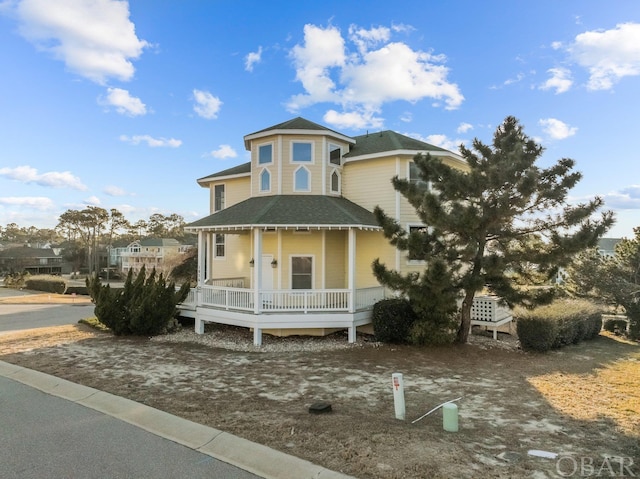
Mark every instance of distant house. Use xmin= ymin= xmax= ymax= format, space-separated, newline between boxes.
xmin=0 ymin=246 xmax=64 ymax=275
xmin=120 ymin=238 xmax=187 ymax=276
xmin=184 ymin=116 xmax=467 ymax=345
xmin=597 ymin=238 xmax=622 ymax=257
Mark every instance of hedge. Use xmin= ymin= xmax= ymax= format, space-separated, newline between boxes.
xmin=372 ymin=298 xmax=417 ymax=344
xmin=25 ymin=275 xmax=67 ymax=294
xmin=515 ymin=299 xmax=604 ymax=352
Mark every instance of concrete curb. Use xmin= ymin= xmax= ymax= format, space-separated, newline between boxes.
xmin=0 ymin=360 xmax=355 ymax=479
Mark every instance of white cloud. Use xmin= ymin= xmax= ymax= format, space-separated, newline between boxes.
xmin=103 ymin=185 xmax=127 ymax=196
xmin=424 ymin=134 xmax=463 ymax=152
xmin=207 ymin=145 xmax=237 ymax=159
xmin=0 ymin=165 xmax=87 ymax=190
xmin=245 ymin=46 xmax=262 ymax=72
xmin=602 ymin=185 xmax=640 ymax=210
xmin=540 ymin=67 xmax=573 ymax=94
xmin=456 ymin=122 xmax=473 ymax=134
xmin=323 ymin=109 xmax=383 ymax=130
xmin=192 ymin=89 xmax=222 ymax=119
xmin=0 ymin=196 xmax=54 ymax=210
xmin=119 ymin=135 xmax=182 ymax=148
xmin=287 ymin=24 xmax=463 ymax=130
xmin=539 ymin=118 xmax=577 ymax=140
xmin=99 ymin=87 xmax=146 ymax=116
xmin=83 ymin=195 xmax=101 ymax=205
xmin=10 ymin=0 xmax=148 ymax=84
xmin=568 ymin=22 xmax=640 ymax=90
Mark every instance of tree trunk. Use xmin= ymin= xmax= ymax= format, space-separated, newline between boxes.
xmin=456 ymin=290 xmax=475 ymax=343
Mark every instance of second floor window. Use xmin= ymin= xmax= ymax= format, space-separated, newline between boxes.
xmin=330 ymin=170 xmax=340 ymax=193
xmin=409 ymin=161 xmax=431 ymax=189
xmin=292 ymin=142 xmax=312 ymax=162
xmin=260 ymin=169 xmax=271 ymax=192
xmin=294 ymin=166 xmax=310 ymax=191
xmin=258 ymin=144 xmax=272 ymax=164
xmin=329 ymin=143 xmax=341 ymax=165
xmin=214 ymin=184 xmax=225 ymax=211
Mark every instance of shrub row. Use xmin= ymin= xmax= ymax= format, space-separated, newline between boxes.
xmin=65 ymin=286 xmax=89 ymax=296
xmin=25 ymin=275 xmax=67 ymax=294
xmin=3 ymin=271 xmax=30 ymax=289
xmin=515 ymin=299 xmax=604 ymax=352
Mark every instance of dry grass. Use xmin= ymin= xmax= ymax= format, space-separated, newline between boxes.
xmin=0 ymin=292 xmax=92 ymax=305
xmin=528 ymin=333 xmax=640 ymax=437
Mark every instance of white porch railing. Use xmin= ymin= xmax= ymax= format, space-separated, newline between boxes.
xmin=190 ymin=285 xmax=385 ymax=314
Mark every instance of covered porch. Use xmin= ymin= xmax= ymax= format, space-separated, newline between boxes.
xmin=183 ymin=195 xmax=386 ymax=345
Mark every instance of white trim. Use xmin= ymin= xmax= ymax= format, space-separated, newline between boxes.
xmin=321 ymin=230 xmax=326 ymax=289
xmin=321 ymin=138 xmax=327 ymax=194
xmin=185 ymin=224 xmax=382 ymax=233
xmin=395 ymin=158 xmax=401 ymax=271
xmin=213 ymin=183 xmax=226 ymax=212
xmin=257 ymin=141 xmax=274 ymax=166
xmin=258 ymin=168 xmax=271 ymax=193
xmin=277 ymin=230 xmax=282 ymax=289
xmin=213 ymin=233 xmax=225 ymax=259
xmin=328 ymin=142 xmax=342 ymax=166
xmin=197 ymin=171 xmax=249 ymax=186
xmin=293 ymin=165 xmax=311 ymax=192
xmin=277 ymin=136 xmax=283 ymax=194
xmin=344 ymin=149 xmax=465 ymax=166
xmin=290 ymin=140 xmax=314 ymax=164
xmin=290 ymin=254 xmax=315 ymax=290
xmin=244 ymin=128 xmax=355 ymax=148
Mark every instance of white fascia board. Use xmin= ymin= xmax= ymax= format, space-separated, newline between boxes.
xmin=344 ymin=149 xmax=466 ymax=166
xmin=196 ymin=172 xmax=251 ymax=187
xmin=244 ymin=129 xmax=356 ymax=150
xmin=184 ymin=223 xmax=381 ymax=233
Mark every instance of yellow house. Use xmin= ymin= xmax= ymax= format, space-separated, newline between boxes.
xmin=184 ymin=117 xmax=466 ymax=345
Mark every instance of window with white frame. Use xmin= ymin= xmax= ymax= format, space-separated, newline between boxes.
xmin=292 ymin=142 xmax=312 ymax=162
xmin=409 ymin=161 xmax=430 ymax=189
xmin=291 ymin=256 xmax=312 ymax=289
xmin=294 ymin=166 xmax=310 ymax=191
xmin=330 ymin=169 xmax=340 ymax=193
xmin=258 ymin=143 xmax=273 ymax=165
xmin=214 ymin=234 xmax=225 ymax=258
xmin=259 ymin=169 xmax=271 ymax=192
xmin=328 ymin=143 xmax=341 ymax=165
xmin=214 ymin=184 xmax=225 ymax=211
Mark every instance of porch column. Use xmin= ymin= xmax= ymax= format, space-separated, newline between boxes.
xmin=253 ymin=228 xmax=263 ymax=346
xmin=206 ymin=231 xmax=214 ymax=281
xmin=195 ymin=230 xmax=206 ymax=334
xmin=347 ymin=228 xmax=357 ymax=343
xmin=348 ymin=228 xmax=356 ymax=313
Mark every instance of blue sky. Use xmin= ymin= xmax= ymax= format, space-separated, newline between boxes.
xmin=1 ymin=0 xmax=639 ymax=238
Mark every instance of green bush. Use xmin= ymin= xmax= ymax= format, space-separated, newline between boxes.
xmin=87 ymin=265 xmax=190 ymax=336
xmin=372 ymin=298 xmax=417 ymax=344
xmin=25 ymin=275 xmax=67 ymax=294
xmin=65 ymin=286 xmax=89 ymax=296
xmin=515 ymin=299 xmax=604 ymax=352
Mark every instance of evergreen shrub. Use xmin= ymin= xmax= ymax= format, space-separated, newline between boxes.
xmin=516 ymin=299 xmax=604 ymax=352
xmin=372 ymin=298 xmax=417 ymax=344
xmin=87 ymin=265 xmax=190 ymax=336
xmin=603 ymin=318 xmax=628 ymax=335
xmin=25 ymin=275 xmax=67 ymax=294
xmin=3 ymin=271 xmax=30 ymax=289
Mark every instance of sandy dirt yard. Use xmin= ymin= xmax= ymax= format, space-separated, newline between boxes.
xmin=1 ymin=295 xmax=638 ymax=478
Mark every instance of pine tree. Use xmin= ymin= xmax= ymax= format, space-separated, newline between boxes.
xmin=374 ymin=116 xmax=614 ymax=343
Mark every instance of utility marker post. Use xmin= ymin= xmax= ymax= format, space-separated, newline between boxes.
xmin=392 ymin=373 xmax=405 ymax=420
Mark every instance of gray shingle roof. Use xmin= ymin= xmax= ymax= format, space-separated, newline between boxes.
xmin=140 ymin=238 xmax=181 ymax=247
xmin=344 ymin=130 xmax=449 ymax=158
xmin=197 ymin=162 xmax=251 ymax=183
xmin=185 ymin=195 xmax=379 ymax=230
xmin=246 ymin=117 xmax=344 ymax=136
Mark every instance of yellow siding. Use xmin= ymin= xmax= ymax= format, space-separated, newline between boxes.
xmin=343 ymin=157 xmax=397 ymax=214
xmin=325 ymin=230 xmax=346 ymax=288
xmin=207 ymin=176 xmax=250 ymax=213
xmin=278 ymin=230 xmax=324 ymax=289
xmin=355 ymin=230 xmax=393 ymax=287
xmin=210 ymin=232 xmax=251 ymax=283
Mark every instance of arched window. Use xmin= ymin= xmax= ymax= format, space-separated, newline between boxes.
xmin=294 ymin=166 xmax=310 ymax=192
xmin=260 ymin=169 xmax=271 ymax=192
xmin=330 ymin=170 xmax=340 ymax=193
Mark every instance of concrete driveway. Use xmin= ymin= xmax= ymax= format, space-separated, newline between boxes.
xmin=0 ymin=301 xmax=95 ymax=334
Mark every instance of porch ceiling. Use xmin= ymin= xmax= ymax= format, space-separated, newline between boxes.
xmin=185 ymin=195 xmax=381 ymax=232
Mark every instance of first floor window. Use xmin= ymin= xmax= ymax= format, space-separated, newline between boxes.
xmin=215 ymin=234 xmax=225 ymax=258
xmin=291 ymin=256 xmax=312 ymax=289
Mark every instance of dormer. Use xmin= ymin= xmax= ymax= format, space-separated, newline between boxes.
xmin=243 ymin=117 xmax=355 ymax=197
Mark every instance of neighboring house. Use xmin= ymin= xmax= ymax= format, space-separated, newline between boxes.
xmin=184 ymin=117 xmax=466 ymax=345
xmin=597 ymin=238 xmax=622 ymax=257
xmin=0 ymin=246 xmax=65 ymax=275
xmin=120 ymin=238 xmax=184 ymax=276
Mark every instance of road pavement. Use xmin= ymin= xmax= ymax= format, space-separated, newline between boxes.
xmin=0 ymin=290 xmax=353 ymax=479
